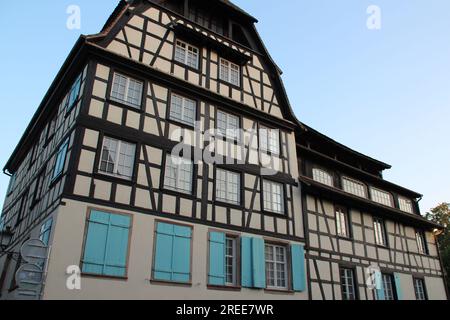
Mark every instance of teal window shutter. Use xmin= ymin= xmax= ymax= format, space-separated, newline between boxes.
xmin=252 ymin=237 xmax=266 ymax=289
xmin=82 ymin=210 xmax=131 ymax=277
xmin=241 ymin=236 xmax=253 ymax=288
xmin=375 ymin=271 xmax=385 ymax=300
xmin=154 ymin=222 xmax=192 ymax=283
xmin=208 ymin=232 xmax=226 ymax=286
xmin=172 ymin=225 xmax=192 ymax=282
xmin=291 ymin=244 xmax=306 ymax=292
xmin=67 ymin=74 xmax=82 ymax=111
xmin=394 ymin=273 xmax=403 ymax=300
xmin=52 ymin=139 xmax=69 ymax=180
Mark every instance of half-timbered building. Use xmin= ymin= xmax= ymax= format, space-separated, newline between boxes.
xmin=0 ymin=0 xmax=447 ymax=300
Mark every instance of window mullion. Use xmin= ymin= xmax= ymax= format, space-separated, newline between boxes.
xmin=114 ymin=140 xmax=121 ymax=175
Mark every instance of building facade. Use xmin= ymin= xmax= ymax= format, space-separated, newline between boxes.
xmin=0 ymin=0 xmax=447 ymax=300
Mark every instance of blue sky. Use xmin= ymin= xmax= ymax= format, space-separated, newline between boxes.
xmin=0 ymin=0 xmax=449 ymax=214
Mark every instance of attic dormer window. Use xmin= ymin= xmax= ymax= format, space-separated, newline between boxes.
xmin=187 ymin=3 xmax=226 ymax=36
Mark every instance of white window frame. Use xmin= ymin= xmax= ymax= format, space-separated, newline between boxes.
xmin=219 ymin=58 xmax=240 ymax=86
xmin=259 ymin=126 xmax=280 ymax=156
xmin=110 ymin=73 xmax=143 ymax=109
xmin=215 ymin=169 xmax=241 ymax=205
xmin=169 ymin=93 xmax=197 ymax=126
xmin=225 ymin=236 xmax=237 ymax=286
xmin=174 ymin=40 xmax=199 ymax=69
xmin=342 ymin=177 xmax=367 ymax=198
xmin=373 ymin=218 xmax=387 ymax=246
xmin=340 ymin=267 xmax=357 ymax=300
xmin=416 ymin=231 xmax=427 ymax=254
xmin=312 ymin=168 xmax=333 ymax=187
xmin=398 ymin=197 xmax=413 ymax=213
xmin=370 ymin=187 xmax=393 ymax=207
xmin=265 ymin=243 xmax=288 ymax=290
xmin=381 ymin=274 xmax=396 ymax=300
xmin=216 ymin=110 xmax=240 ymax=142
xmin=99 ymin=137 xmax=136 ymax=180
xmin=414 ymin=278 xmax=427 ymax=300
xmin=336 ymin=207 xmax=349 ymax=238
xmin=163 ymin=155 xmax=194 ymax=194
xmin=263 ymin=180 xmax=285 ymax=214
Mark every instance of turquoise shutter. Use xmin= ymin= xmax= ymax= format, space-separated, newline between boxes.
xmin=394 ymin=273 xmax=403 ymax=300
xmin=67 ymin=75 xmax=82 ymax=110
xmin=241 ymin=237 xmax=253 ymax=287
xmin=172 ymin=225 xmax=192 ymax=282
xmin=154 ymin=223 xmax=175 ymax=281
xmin=82 ymin=211 xmax=110 ymax=275
xmin=104 ymin=214 xmax=131 ymax=277
xmin=52 ymin=139 xmax=69 ymax=180
xmin=375 ymin=271 xmax=385 ymax=300
xmin=291 ymin=244 xmax=306 ymax=292
xmin=252 ymin=237 xmax=266 ymax=289
xmin=82 ymin=211 xmax=130 ymax=277
xmin=208 ymin=232 xmax=226 ymax=286
xmin=154 ymin=222 xmax=192 ymax=283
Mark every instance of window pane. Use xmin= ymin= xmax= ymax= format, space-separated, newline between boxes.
xmin=216 ymin=169 xmax=240 ymax=205
xmin=342 ymin=177 xmax=366 ymax=198
xmin=265 ymin=244 xmax=287 ymax=289
xmin=110 ymin=73 xmax=143 ymax=108
xmin=99 ymin=137 xmax=136 ymax=180
xmin=170 ymin=94 xmax=196 ymax=126
xmin=399 ymin=197 xmax=413 ymax=213
xmin=371 ymin=188 xmax=393 ymax=207
xmin=164 ymin=155 xmax=193 ymax=194
xmin=312 ymin=168 xmax=333 ymax=187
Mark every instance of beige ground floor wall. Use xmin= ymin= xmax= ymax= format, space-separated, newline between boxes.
xmin=42 ymin=199 xmax=308 ymax=300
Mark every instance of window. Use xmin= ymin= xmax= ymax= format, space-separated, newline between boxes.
xmin=110 ymin=73 xmax=143 ymax=108
xmin=52 ymin=139 xmax=69 ymax=181
xmin=39 ymin=219 xmax=53 ymax=246
xmin=219 ymin=58 xmax=240 ymax=86
xmin=416 ymin=231 xmax=427 ymax=255
xmin=378 ymin=273 xmax=397 ymax=300
xmin=216 ymin=111 xmax=240 ymax=141
xmin=6 ymin=173 xmax=16 ymax=195
xmin=67 ymin=74 xmax=82 ymax=111
xmin=15 ymin=191 xmax=29 ymax=227
xmin=164 ymin=155 xmax=193 ymax=194
xmin=399 ymin=197 xmax=413 ymax=213
xmin=216 ymin=169 xmax=240 ymax=205
xmin=373 ymin=218 xmax=387 ymax=246
xmin=370 ymin=187 xmax=393 ymax=207
xmin=340 ymin=267 xmax=357 ymax=300
xmin=312 ymin=168 xmax=333 ymax=187
xmin=263 ymin=180 xmax=284 ymax=214
xmin=259 ymin=126 xmax=280 ymax=155
xmin=336 ymin=207 xmax=350 ymax=238
xmin=153 ymin=222 xmax=192 ymax=283
xmin=174 ymin=40 xmax=199 ymax=69
xmin=47 ymin=114 xmax=57 ymax=142
xmin=413 ymin=278 xmax=427 ymax=300
xmin=342 ymin=177 xmax=366 ymax=198
xmin=265 ymin=244 xmax=288 ymax=289
xmin=208 ymin=232 xmax=238 ymax=287
xmin=32 ymin=169 xmax=46 ymax=206
xmin=170 ymin=93 xmax=196 ymax=126
xmin=81 ymin=210 xmax=131 ymax=277
xmin=99 ymin=137 xmax=136 ymax=180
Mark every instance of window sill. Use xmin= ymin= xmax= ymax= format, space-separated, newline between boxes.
xmin=261 ymin=210 xmax=288 ymax=218
xmin=214 ymin=200 xmax=243 ymax=210
xmin=167 ymin=118 xmax=196 ymax=130
xmin=150 ymin=279 xmax=192 ymax=287
xmin=264 ymin=288 xmax=294 ymax=294
xmin=337 ymin=236 xmax=354 ymax=242
xmin=81 ymin=273 xmax=128 ymax=281
xmin=163 ymin=188 xmax=196 ymax=199
xmin=218 ymin=78 xmax=242 ymax=91
xmin=107 ymin=98 xmax=144 ymax=113
xmin=173 ymin=60 xmax=201 ymax=74
xmin=94 ymin=172 xmax=134 ymax=186
xmin=207 ymin=285 xmax=242 ymax=292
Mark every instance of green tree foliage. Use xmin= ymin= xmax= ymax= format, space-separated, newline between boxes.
xmin=426 ymin=203 xmax=450 ymax=293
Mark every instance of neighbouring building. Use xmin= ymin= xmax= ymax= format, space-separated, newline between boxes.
xmin=0 ymin=0 xmax=447 ymax=300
